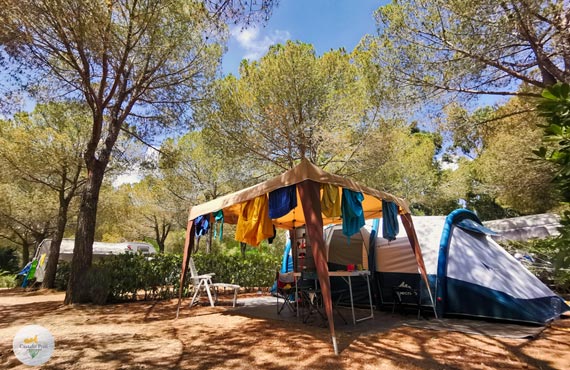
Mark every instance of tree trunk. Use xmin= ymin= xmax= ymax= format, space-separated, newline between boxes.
xmin=21 ymin=241 xmax=30 ymax=268
xmin=207 ymin=225 xmax=212 ymax=254
xmin=64 ymin=163 xmax=105 ymax=304
xmin=158 ymin=222 xmax=170 ymax=253
xmin=195 ymin=237 xmax=201 ymax=254
xmin=42 ymin=202 xmax=69 ymax=289
xmin=153 ymin=216 xmax=170 ymax=253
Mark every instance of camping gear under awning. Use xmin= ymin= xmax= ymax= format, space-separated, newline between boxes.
xmin=176 ymin=159 xmax=433 ymax=355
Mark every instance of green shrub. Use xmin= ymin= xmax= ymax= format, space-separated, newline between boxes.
xmin=501 ymin=237 xmax=570 ymax=293
xmin=51 ymin=249 xmax=280 ymax=303
xmin=193 ymin=250 xmax=280 ymax=290
xmin=534 ymin=83 xmax=570 ymax=293
xmin=54 ymin=260 xmax=71 ymax=291
xmin=79 ymin=266 xmax=112 ymax=304
xmin=0 ymin=270 xmax=17 ymax=288
xmin=0 ymin=246 xmax=20 ymax=273
xmin=96 ymin=253 xmax=183 ymax=302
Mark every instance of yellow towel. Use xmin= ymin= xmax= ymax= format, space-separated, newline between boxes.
xmin=321 ymin=183 xmax=341 ymax=217
xmin=235 ymin=195 xmax=274 ymax=246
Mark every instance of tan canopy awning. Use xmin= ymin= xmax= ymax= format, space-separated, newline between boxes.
xmin=177 ymin=159 xmax=433 ymax=356
xmin=187 ymin=158 xmax=410 ymax=228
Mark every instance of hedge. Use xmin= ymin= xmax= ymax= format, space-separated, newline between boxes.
xmin=54 ymin=251 xmax=280 ymax=304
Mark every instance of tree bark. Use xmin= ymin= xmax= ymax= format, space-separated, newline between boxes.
xmin=153 ymin=216 xmax=171 ymax=253
xmin=152 ymin=215 xmax=170 ymax=253
xmin=42 ymin=202 xmax=69 ymax=289
xmin=207 ymin=225 xmax=212 ymax=254
xmin=157 ymin=239 xmax=165 ymax=253
xmin=64 ymin=162 xmax=105 ymax=304
xmin=21 ymin=241 xmax=30 ymax=268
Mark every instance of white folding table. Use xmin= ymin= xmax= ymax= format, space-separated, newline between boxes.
xmin=294 ymin=270 xmax=374 ymax=325
xmin=329 ymin=270 xmax=374 ymax=324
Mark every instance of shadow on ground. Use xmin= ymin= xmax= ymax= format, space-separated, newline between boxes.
xmin=0 ymin=291 xmax=568 ymax=369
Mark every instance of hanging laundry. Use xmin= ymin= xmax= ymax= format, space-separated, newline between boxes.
xmin=194 ymin=214 xmax=210 ymax=239
xmin=382 ymin=199 xmax=399 ymax=241
xmin=341 ymin=188 xmax=365 ymax=238
xmin=269 ymin=184 xmax=297 ymax=219
xmin=235 ymin=194 xmax=275 ymax=246
xmin=268 ymin=224 xmax=277 ymax=244
xmin=22 ymin=259 xmax=38 ymax=288
xmin=321 ymin=183 xmax=341 ymax=218
xmin=213 ymin=209 xmax=224 ymax=241
xmin=39 ymin=253 xmax=47 ymax=267
xmin=18 ymin=262 xmax=32 ymax=277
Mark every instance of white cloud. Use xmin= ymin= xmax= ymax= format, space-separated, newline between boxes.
xmin=440 ymin=160 xmax=459 ymax=172
xmin=231 ymin=26 xmax=290 ymax=60
xmin=113 ymin=171 xmax=142 ymax=187
xmin=438 ymin=153 xmax=472 ymax=171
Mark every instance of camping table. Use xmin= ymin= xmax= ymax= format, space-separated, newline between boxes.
xmin=329 ymin=270 xmax=374 ymax=325
xmin=294 ymin=270 xmax=374 ymax=325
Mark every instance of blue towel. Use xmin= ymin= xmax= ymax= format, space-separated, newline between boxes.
xmin=18 ymin=261 xmax=32 ymax=276
xmin=269 ymin=185 xmax=297 ymax=219
xmin=368 ymin=219 xmax=380 ymax=278
xmin=213 ymin=210 xmax=224 ymax=241
xmin=382 ymin=200 xmax=399 ymax=241
xmin=341 ymin=188 xmax=365 ymax=238
xmin=195 ymin=214 xmax=210 ymax=238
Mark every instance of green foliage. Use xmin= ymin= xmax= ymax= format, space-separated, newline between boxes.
xmin=435 ymin=94 xmax=558 ymax=217
xmin=529 ymin=83 xmax=570 ymax=293
xmin=201 ymin=40 xmax=369 ymax=171
xmin=95 ymin=253 xmax=182 ymax=302
xmin=535 ymin=83 xmax=570 ymax=201
xmin=373 ymin=0 xmax=570 ymax=104
xmin=0 ymin=270 xmax=17 ymax=288
xmin=54 ymin=260 xmax=71 ymax=291
xmin=501 ymin=237 xmax=570 ymax=294
xmin=53 ymin=250 xmax=279 ymax=303
xmin=473 ymin=97 xmax=558 ymax=214
xmin=193 ymin=250 xmax=280 ymax=289
xmin=159 ymin=131 xmax=254 ymax=208
xmin=353 ymin=120 xmax=441 ymax=209
xmin=0 ymin=246 xmax=20 ymax=273
xmin=55 ymin=254 xmax=183 ymax=302
xmin=0 ymin=102 xmax=92 ymax=274
xmin=79 ymin=266 xmax=113 ymax=305
xmin=1 ymin=0 xmax=233 ymax=304
xmin=549 ymin=212 xmax=570 ymax=294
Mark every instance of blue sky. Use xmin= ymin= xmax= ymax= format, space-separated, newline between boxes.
xmin=222 ymin=0 xmax=385 ymax=75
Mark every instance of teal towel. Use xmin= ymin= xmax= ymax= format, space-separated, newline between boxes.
xmin=382 ymin=200 xmax=399 ymax=241
xmin=341 ymin=188 xmax=365 ymax=238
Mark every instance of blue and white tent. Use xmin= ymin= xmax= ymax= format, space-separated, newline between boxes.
xmin=375 ymin=209 xmax=568 ymax=324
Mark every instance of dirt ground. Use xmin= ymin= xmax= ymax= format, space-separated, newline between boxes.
xmin=1 ymin=289 xmax=569 ymax=370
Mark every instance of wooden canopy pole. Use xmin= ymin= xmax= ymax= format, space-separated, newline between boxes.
xmin=400 ymin=213 xmax=438 ymax=318
xmin=297 ymin=180 xmax=338 ymax=355
xmin=176 ymin=219 xmax=195 ymax=319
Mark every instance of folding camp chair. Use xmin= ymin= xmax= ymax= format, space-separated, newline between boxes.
xmin=188 ymin=257 xmax=241 ymax=307
xmin=298 ymin=271 xmax=327 ymax=325
xmin=275 ymin=271 xmax=297 ymax=314
xmin=189 ymin=257 xmax=216 ymax=307
xmin=392 ymin=285 xmax=422 ymax=319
